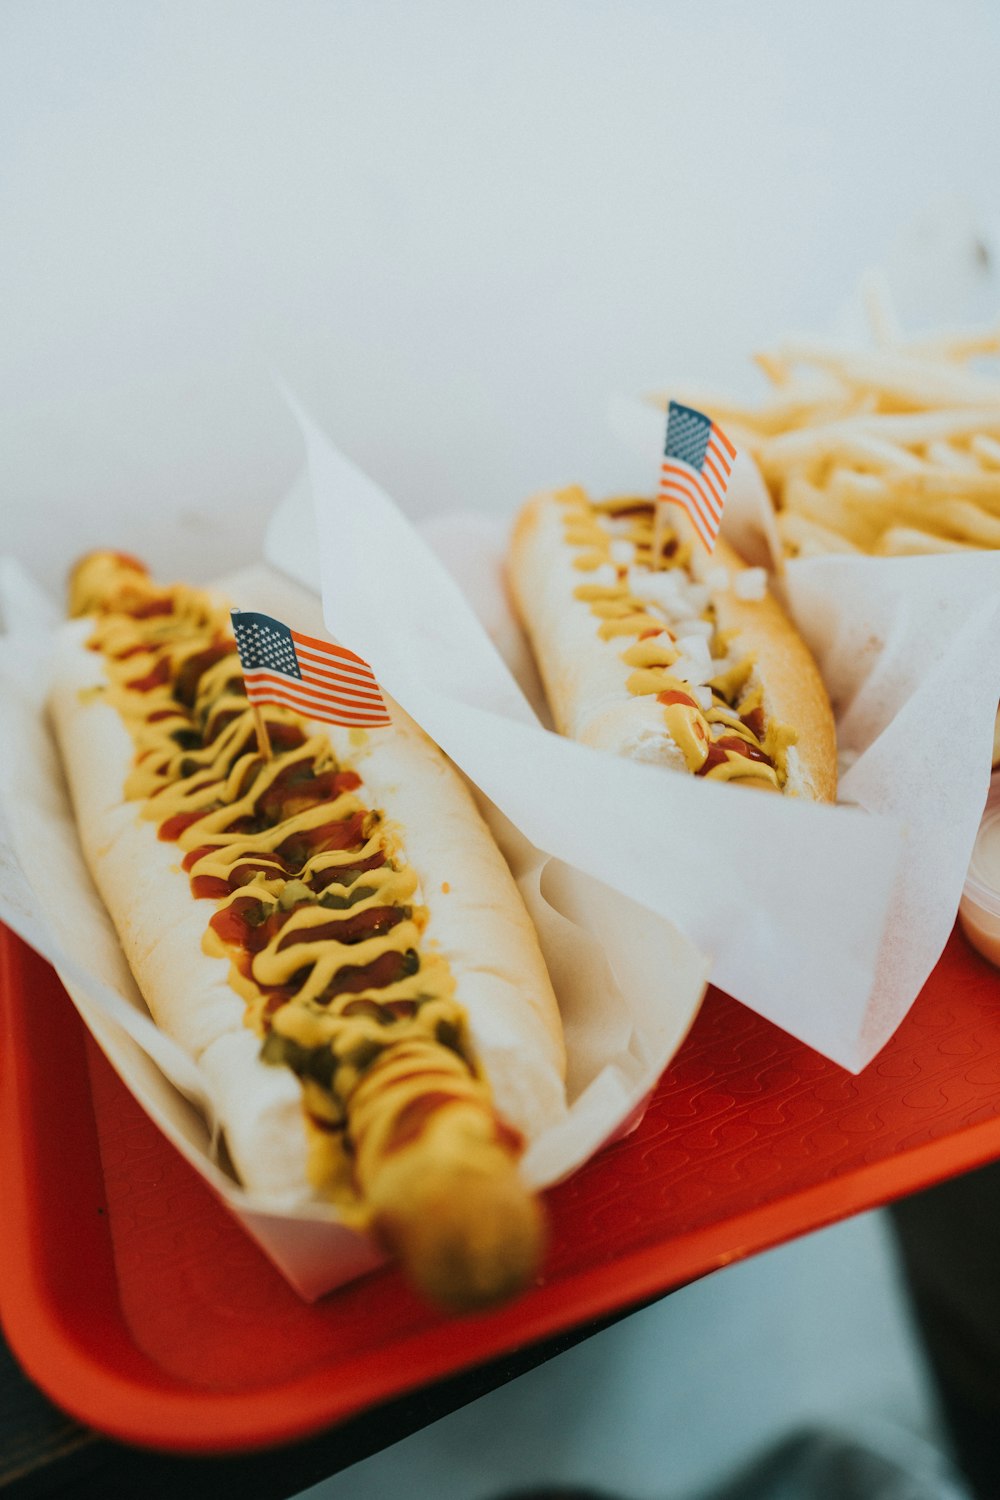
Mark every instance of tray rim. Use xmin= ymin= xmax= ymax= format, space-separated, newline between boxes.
xmin=5 ymin=922 xmax=1000 ymax=1454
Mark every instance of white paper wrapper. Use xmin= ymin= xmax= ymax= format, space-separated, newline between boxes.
xmin=261 ymin=399 xmax=913 ymax=1074
xmin=0 ymin=557 xmax=709 ymax=1301
xmin=606 ymin=380 xmax=1000 ymax=1068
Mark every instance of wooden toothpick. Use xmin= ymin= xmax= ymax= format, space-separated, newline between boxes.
xmin=652 ymin=499 xmax=668 ymax=570
xmin=251 ymin=701 xmax=273 ymax=759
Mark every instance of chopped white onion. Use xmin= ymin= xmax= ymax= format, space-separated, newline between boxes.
xmin=676 ymin=635 xmax=712 ymax=667
xmin=734 ymin=567 xmax=768 ymax=601
xmin=673 ymin=635 xmax=714 ymax=686
xmin=675 ymin=618 xmax=713 ymax=640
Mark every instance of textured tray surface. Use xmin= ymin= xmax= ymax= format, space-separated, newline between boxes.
xmin=3 ymin=924 xmax=1000 ymax=1452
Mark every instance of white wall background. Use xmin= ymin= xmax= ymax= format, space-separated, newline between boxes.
xmin=2 ymin=0 xmax=999 ymax=592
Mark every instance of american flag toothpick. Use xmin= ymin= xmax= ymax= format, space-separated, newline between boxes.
xmin=231 ymin=610 xmax=391 ymax=756
xmin=654 ymin=400 xmax=736 ymax=561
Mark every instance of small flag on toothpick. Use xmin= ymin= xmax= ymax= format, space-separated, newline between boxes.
xmin=231 ymin=610 xmax=391 ymax=756
xmin=656 ymin=400 xmax=736 ymax=556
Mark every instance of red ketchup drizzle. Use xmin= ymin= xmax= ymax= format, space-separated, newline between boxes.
xmin=275 ymin=905 xmax=404 ymax=953
xmin=126 ymin=657 xmax=171 ymax=693
xmin=274 ymin=810 xmax=368 ymax=868
xmin=191 ymin=846 xmax=387 ymax=901
xmin=190 ymin=872 xmax=244 ymax=899
xmin=697 ymin=735 xmax=774 ymax=777
xmin=311 ymin=851 xmax=386 ymax=891
xmin=494 ymin=1117 xmax=525 ymax=1155
xmin=174 ymin=641 xmax=235 ymax=706
xmin=384 ymin=1090 xmax=461 ymax=1153
xmin=210 ymin=898 xmax=403 ymax=956
xmin=255 ymin=765 xmax=361 ymax=823
xmin=210 ymin=896 xmax=279 ymax=953
xmin=383 ymin=999 xmax=417 ymax=1019
xmin=267 ymin=722 xmax=307 ymax=751
xmin=181 ymin=810 xmax=367 ymax=879
xmin=110 ymin=642 xmax=155 ymax=661
xmin=158 ymin=808 xmax=212 ymax=841
xmin=657 ymin=689 xmax=698 ymax=709
xmin=741 ymin=706 xmax=766 ymax=738
xmin=111 ymin=551 xmax=148 ymax=576
xmin=604 ymin=503 xmax=652 ymax=519
xmin=260 ymin=947 xmax=416 ymax=1018
xmin=128 ymin=597 xmax=176 ymax=620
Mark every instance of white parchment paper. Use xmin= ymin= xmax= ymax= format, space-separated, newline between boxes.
xmin=0 ymin=557 xmax=709 ymax=1299
xmin=262 ymin=395 xmax=974 ymax=1074
xmin=606 ymin=392 xmax=1000 ymax=1066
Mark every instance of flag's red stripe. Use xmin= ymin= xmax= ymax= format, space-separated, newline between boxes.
xmin=245 ymin=680 xmax=390 ymax=725
xmin=245 ymin=693 xmax=389 ymax=728
xmin=289 ymin=630 xmax=371 ymax=669
xmin=657 ymin=492 xmax=714 ymax=551
xmin=246 ymin=683 xmax=387 ymax=720
xmin=246 ymin=664 xmax=383 ymax=700
xmin=295 ymin=654 xmax=384 ymax=696
xmin=691 ymin=469 xmax=724 ymax=521
xmin=699 ymin=465 xmax=725 ymax=516
xmin=660 ymin=458 xmax=693 ymax=475
xmin=661 ymin=463 xmax=723 ymax=520
xmin=711 ymin=423 xmax=737 ymax=460
xmin=657 ymin=478 xmax=716 ymax=546
xmin=293 ymin=643 xmax=377 ymax=679
xmin=245 ymin=671 xmax=387 ymax=716
xmin=245 ymin=669 xmax=377 ymax=703
xmin=246 ymin=693 xmax=389 ymax=727
xmin=706 ymin=437 xmax=733 ymax=476
xmin=659 ymin=474 xmax=719 ymax=544
xmin=299 ymin=671 xmax=385 ymax=705
xmin=297 ymin=661 xmax=384 ymax=697
xmin=702 ymin=452 xmax=729 ymax=499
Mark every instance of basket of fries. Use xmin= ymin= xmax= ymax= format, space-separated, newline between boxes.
xmin=656 ymin=287 xmax=1000 ymax=563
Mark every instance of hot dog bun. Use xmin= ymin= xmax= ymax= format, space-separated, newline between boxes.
xmin=509 ymin=488 xmax=836 ymax=801
xmin=50 ymin=553 xmax=566 ymax=1309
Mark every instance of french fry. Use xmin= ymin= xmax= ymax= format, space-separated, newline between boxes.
xmin=878 ymin=526 xmax=976 ymax=557
xmin=904 ymin=325 xmax=1000 ymax=361
xmin=773 ymin=345 xmax=1000 ymax=411
xmin=753 ymin=351 xmax=791 ymax=386
xmin=906 ymin=469 xmax=1000 ymax=502
xmin=824 ymin=470 xmax=927 ymax=548
xmin=721 ymin=313 xmax=1000 ymax=559
xmin=657 ymin=310 xmax=1000 ymax=560
xmin=782 ymin=472 xmax=885 ymax=551
xmin=925 ymin=441 xmax=981 ymax=472
xmin=757 ymin=423 xmax=926 ymax=480
xmin=971 ymin=433 xmax=1000 ymax=469
xmin=925 ymin=499 xmax=1000 ymax=549
xmin=860 ymin=267 xmax=902 ymax=350
xmin=777 ymin=510 xmax=864 ymax=557
xmin=651 ymin=379 xmax=852 ymax=438
xmin=849 ymin=409 xmax=1000 ymax=444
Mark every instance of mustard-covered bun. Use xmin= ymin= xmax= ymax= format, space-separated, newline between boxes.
xmin=509 ymin=488 xmax=836 ymax=801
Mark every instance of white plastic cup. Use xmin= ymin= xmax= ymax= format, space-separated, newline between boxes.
xmin=960 ymin=778 xmax=1000 ymax=967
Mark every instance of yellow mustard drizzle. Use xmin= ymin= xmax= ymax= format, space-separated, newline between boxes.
xmin=553 ymin=487 xmax=790 ymax=789
xmin=76 ymin=560 xmax=514 ymax=1216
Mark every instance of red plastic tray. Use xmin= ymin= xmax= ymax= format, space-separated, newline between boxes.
xmin=4 ymin=921 xmax=1000 ymax=1456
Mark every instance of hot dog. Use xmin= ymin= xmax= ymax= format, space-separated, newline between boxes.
xmin=50 ymin=551 xmax=567 ymax=1310
xmin=508 ymin=489 xmax=837 ymax=800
